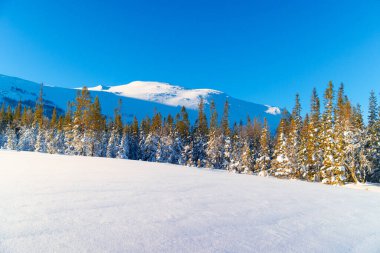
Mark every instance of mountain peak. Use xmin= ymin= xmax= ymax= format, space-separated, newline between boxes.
xmin=89 ymin=81 xmax=223 ymax=109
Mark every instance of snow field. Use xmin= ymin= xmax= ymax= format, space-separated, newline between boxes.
xmin=0 ymin=150 xmax=380 ymax=253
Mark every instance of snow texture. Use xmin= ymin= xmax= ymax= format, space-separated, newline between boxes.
xmin=100 ymin=81 xmax=222 ymax=110
xmin=1 ymin=150 xmax=380 ymax=252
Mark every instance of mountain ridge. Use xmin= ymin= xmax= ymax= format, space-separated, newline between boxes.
xmin=0 ymin=74 xmax=281 ymax=130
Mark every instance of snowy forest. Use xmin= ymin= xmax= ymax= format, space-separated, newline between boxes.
xmin=0 ymin=81 xmax=379 ymax=185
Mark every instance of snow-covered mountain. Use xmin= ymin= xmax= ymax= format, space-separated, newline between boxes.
xmin=89 ymin=81 xmax=224 ymax=110
xmin=0 ymin=74 xmax=281 ymax=130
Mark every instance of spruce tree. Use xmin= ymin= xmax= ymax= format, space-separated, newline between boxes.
xmin=256 ymin=118 xmax=271 ymax=173
xmin=206 ymin=100 xmax=224 ymax=169
xmin=271 ymin=118 xmax=290 ymax=177
xmin=307 ymin=88 xmax=322 ymax=181
xmin=193 ymin=97 xmax=208 ymax=167
xmin=129 ymin=117 xmax=140 ymax=160
xmin=320 ymin=81 xmax=346 ymax=184
xmin=366 ymin=91 xmax=380 ymax=182
xmin=72 ymin=87 xmax=91 ymax=155
xmin=286 ymin=94 xmax=302 ymax=178
xmin=107 ymin=102 xmax=123 ymax=158
xmin=117 ymin=125 xmax=130 ymax=159
xmin=34 ymin=84 xmax=47 ymax=153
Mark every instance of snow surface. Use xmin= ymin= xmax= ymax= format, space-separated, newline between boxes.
xmin=344 ymin=183 xmax=380 ymax=192
xmin=1 ymin=150 xmax=380 ymax=253
xmin=265 ymin=105 xmax=281 ymax=115
xmin=99 ymin=81 xmax=222 ymax=110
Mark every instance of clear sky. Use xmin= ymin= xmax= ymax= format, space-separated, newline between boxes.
xmin=1 ymin=0 xmax=380 ymax=114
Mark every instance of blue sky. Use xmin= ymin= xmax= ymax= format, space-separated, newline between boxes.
xmin=0 ymin=0 xmax=380 ymax=114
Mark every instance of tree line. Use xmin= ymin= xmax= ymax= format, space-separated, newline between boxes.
xmin=0 ymin=82 xmax=379 ymax=185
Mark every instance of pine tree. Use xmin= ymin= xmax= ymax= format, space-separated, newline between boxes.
xmin=366 ymin=91 xmax=380 ymax=182
xmin=351 ymin=104 xmax=370 ymax=182
xmin=298 ymin=114 xmax=310 ymax=179
xmin=107 ymin=103 xmax=123 ymax=158
xmin=117 ymin=125 xmax=130 ymax=159
xmin=206 ymin=100 xmax=224 ymax=169
xmin=250 ymin=118 xmax=262 ymax=169
xmin=221 ymin=100 xmax=232 ymax=170
xmin=35 ymin=125 xmax=47 ymax=153
xmin=256 ymin=118 xmax=271 ymax=173
xmin=307 ymin=88 xmax=322 ymax=181
xmin=63 ymin=102 xmax=75 ymax=155
xmin=33 ymin=83 xmax=44 ymax=128
xmin=320 ymin=81 xmax=346 ymax=184
xmin=4 ymin=124 xmax=17 ymax=150
xmin=343 ymin=103 xmax=367 ymax=183
xmin=271 ymin=118 xmax=290 ymax=177
xmin=17 ymin=107 xmax=35 ymax=151
xmin=34 ymin=84 xmax=47 ymax=153
xmin=221 ymin=100 xmax=230 ymax=137
xmin=0 ymin=103 xmax=6 ymax=147
xmin=334 ymin=84 xmax=347 ymax=170
xmin=175 ymin=107 xmax=191 ymax=165
xmin=72 ymin=87 xmax=91 ymax=155
xmin=87 ymin=96 xmax=105 ymax=157
xmin=192 ymin=98 xmax=208 ymax=167
xmin=228 ymin=123 xmax=244 ymax=172
xmin=241 ymin=140 xmax=254 ymax=173
xmin=129 ymin=117 xmax=140 ymax=160
xmin=286 ymin=94 xmax=302 ymax=178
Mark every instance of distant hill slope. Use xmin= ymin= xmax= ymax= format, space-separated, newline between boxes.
xmin=0 ymin=74 xmax=281 ymax=130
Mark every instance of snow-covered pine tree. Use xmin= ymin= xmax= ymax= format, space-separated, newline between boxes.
xmin=255 ymin=118 xmax=271 ymax=174
xmin=333 ymin=84 xmax=348 ymax=177
xmin=153 ymin=112 xmax=164 ymax=161
xmin=46 ymin=108 xmax=58 ymax=154
xmin=175 ymin=106 xmax=191 ymax=165
xmin=285 ymin=94 xmax=302 ymax=178
xmin=206 ymin=100 xmax=224 ymax=169
xmin=228 ymin=122 xmax=244 ymax=172
xmin=192 ymin=97 xmax=208 ymax=167
xmin=107 ymin=101 xmax=123 ymax=158
xmin=298 ymin=114 xmax=310 ymax=179
xmin=16 ymin=107 xmax=30 ymax=151
xmin=247 ymin=118 xmax=262 ymax=168
xmin=271 ymin=118 xmax=291 ymax=177
xmin=84 ymin=96 xmax=105 ymax=157
xmin=221 ymin=100 xmax=232 ymax=170
xmin=4 ymin=123 xmax=17 ymax=150
xmin=154 ymin=117 xmax=171 ymax=163
xmin=55 ymin=129 xmax=65 ymax=155
xmin=169 ymin=131 xmax=184 ymax=165
xmin=342 ymin=102 xmax=368 ymax=183
xmin=129 ymin=117 xmax=140 ymax=160
xmin=241 ymin=140 xmax=254 ymax=173
xmin=320 ymin=81 xmax=346 ymax=184
xmin=17 ymin=126 xmax=36 ymax=151
xmin=117 ymin=125 xmax=130 ymax=159
xmin=306 ymin=88 xmax=322 ymax=181
xmin=140 ymin=115 xmax=160 ymax=162
xmin=63 ymin=102 xmax=75 ymax=155
xmin=34 ymin=84 xmax=47 ymax=153
xmin=0 ymin=103 xmax=6 ymax=148
xmin=351 ymin=105 xmax=371 ymax=182
xmin=138 ymin=117 xmax=150 ymax=160
xmin=366 ymin=91 xmax=380 ymax=182
xmin=72 ymin=87 xmax=91 ymax=156
xmin=35 ymin=126 xmax=47 ymax=153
